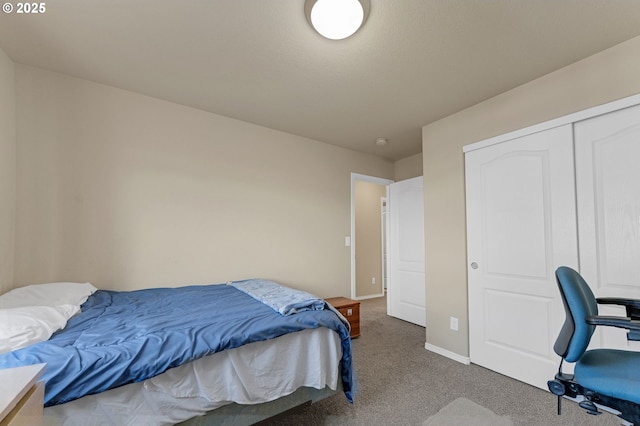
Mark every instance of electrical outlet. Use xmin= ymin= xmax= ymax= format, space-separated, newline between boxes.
xmin=450 ymin=316 xmax=459 ymax=331
xmin=371 ymin=277 xmax=376 ymax=285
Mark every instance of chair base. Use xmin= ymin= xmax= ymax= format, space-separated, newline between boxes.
xmin=548 ymin=373 xmax=640 ymax=425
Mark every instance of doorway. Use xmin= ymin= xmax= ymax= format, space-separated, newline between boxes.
xmin=350 ymin=173 xmax=393 ymax=300
xmin=350 ymin=173 xmax=426 ymax=328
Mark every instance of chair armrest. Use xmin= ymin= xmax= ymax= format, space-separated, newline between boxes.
xmin=586 ymin=315 xmax=640 ymax=341
xmin=596 ymin=297 xmax=640 ymax=320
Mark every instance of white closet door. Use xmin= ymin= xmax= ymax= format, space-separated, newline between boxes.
xmin=466 ymin=125 xmax=578 ymax=389
xmin=575 ymin=104 xmax=640 ymax=350
xmin=388 ymin=176 xmax=425 ymax=327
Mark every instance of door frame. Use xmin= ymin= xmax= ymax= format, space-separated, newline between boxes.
xmin=463 ymin=93 xmax=640 ymax=154
xmin=350 ymin=173 xmax=394 ymax=300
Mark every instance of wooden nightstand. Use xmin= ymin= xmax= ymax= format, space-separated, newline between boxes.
xmin=0 ymin=363 xmax=46 ymax=426
xmin=326 ymin=297 xmax=360 ymax=338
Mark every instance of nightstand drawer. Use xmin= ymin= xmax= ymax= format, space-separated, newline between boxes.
xmin=325 ymin=297 xmax=360 ymax=338
xmin=336 ymin=304 xmax=359 ymax=321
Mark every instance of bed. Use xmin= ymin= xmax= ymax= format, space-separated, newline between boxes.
xmin=0 ymin=279 xmax=354 ymax=425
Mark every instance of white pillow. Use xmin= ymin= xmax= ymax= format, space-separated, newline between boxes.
xmin=0 ymin=304 xmax=80 ymax=354
xmin=0 ymin=282 xmax=97 ymax=309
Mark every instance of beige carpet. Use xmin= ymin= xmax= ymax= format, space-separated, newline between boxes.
xmin=423 ymin=397 xmax=514 ymax=426
xmin=273 ymin=296 xmax=622 ymax=426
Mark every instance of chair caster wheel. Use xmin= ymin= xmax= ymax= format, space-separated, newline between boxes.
xmin=548 ymin=379 xmax=565 ymax=396
xmin=579 ymin=400 xmax=600 ymax=415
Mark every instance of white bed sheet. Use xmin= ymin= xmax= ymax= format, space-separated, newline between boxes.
xmin=43 ymin=327 xmax=342 ymax=426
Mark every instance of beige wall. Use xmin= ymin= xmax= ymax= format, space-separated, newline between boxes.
xmin=422 ymin=35 xmax=640 ymax=357
xmin=13 ymin=65 xmax=394 ymax=296
xmin=394 ymin=152 xmax=423 ymax=181
xmin=0 ymin=48 xmax=16 ymax=294
xmin=354 ymin=180 xmax=386 ymax=298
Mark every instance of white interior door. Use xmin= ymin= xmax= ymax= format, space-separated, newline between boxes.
xmin=466 ymin=125 xmax=578 ymax=389
xmin=575 ymin=104 xmax=640 ymax=350
xmin=388 ymin=176 xmax=425 ymax=327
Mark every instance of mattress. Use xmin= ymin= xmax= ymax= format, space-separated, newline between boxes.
xmin=43 ymin=326 xmax=342 ymax=425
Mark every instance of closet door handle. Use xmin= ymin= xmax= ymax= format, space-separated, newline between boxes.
xmin=470 ymin=262 xmax=478 ymax=269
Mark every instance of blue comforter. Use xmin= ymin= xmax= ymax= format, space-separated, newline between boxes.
xmin=0 ymin=284 xmax=353 ymax=406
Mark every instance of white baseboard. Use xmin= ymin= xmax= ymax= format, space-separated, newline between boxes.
xmin=424 ymin=342 xmax=471 ymax=365
xmin=354 ymin=292 xmax=384 ymax=301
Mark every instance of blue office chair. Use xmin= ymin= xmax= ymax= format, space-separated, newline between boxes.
xmin=548 ymin=266 xmax=640 ymax=424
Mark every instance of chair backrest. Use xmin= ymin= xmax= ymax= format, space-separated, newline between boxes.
xmin=553 ymin=266 xmax=599 ymax=362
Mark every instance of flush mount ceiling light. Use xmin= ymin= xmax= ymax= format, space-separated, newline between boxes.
xmin=375 ymin=138 xmax=388 ymax=146
xmin=304 ymin=0 xmax=370 ymax=40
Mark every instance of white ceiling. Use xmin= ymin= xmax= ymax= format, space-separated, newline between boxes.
xmin=2 ymin=1 xmax=640 ymax=161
